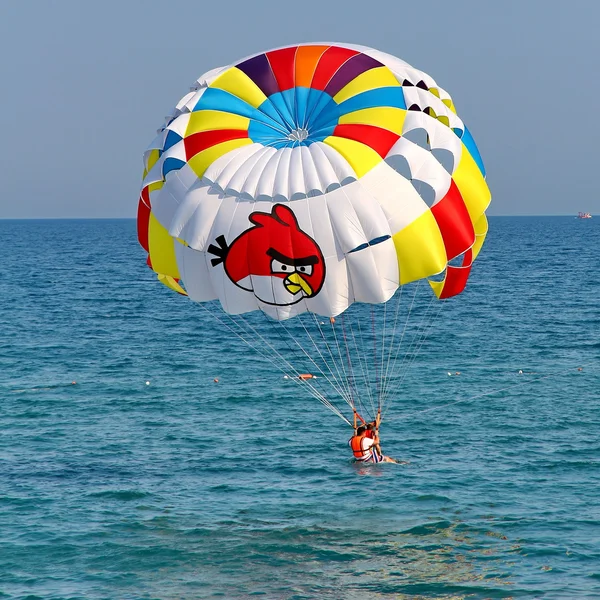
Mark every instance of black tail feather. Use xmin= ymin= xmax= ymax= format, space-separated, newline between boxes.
xmin=207 ymin=235 xmax=229 ymax=267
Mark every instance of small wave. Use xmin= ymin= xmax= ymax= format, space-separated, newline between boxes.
xmin=400 ymin=520 xmax=454 ymax=535
xmin=415 ymin=494 xmax=455 ymax=503
xmin=88 ymin=490 xmax=149 ymax=501
xmin=10 ymin=382 xmax=78 ymax=394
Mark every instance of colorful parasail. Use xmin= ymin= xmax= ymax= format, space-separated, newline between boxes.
xmin=136 ymin=42 xmax=491 ymax=423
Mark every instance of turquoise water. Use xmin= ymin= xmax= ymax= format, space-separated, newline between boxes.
xmin=1 ymin=217 xmax=598 ymax=599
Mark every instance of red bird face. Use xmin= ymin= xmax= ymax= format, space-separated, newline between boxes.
xmin=208 ymin=204 xmax=326 ymax=306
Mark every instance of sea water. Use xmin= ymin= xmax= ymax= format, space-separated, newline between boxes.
xmin=0 ymin=217 xmax=598 ymax=599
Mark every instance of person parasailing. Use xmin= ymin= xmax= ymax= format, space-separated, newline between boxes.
xmin=349 ymin=409 xmax=404 ymax=464
xmin=136 ymin=43 xmax=491 ymax=463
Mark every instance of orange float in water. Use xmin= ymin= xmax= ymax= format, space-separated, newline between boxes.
xmin=298 ymin=373 xmax=315 ymax=380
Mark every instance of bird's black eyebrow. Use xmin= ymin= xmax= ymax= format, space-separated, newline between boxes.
xmin=267 ymin=248 xmax=319 ymax=267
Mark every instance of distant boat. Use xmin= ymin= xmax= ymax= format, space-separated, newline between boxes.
xmin=577 ymin=212 xmax=592 ymax=219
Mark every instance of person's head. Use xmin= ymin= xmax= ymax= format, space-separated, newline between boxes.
xmin=356 ymin=425 xmax=367 ymax=435
xmin=366 ymin=422 xmax=376 ymax=431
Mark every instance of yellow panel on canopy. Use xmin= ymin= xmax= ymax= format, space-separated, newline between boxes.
xmin=392 ymin=210 xmax=447 ymax=285
xmin=452 ymin=145 xmax=491 ymax=222
xmin=210 ymin=67 xmax=268 ymax=109
xmin=148 ymin=212 xmax=180 ymax=280
xmin=187 ymin=138 xmax=253 ymax=178
xmin=333 ymin=67 xmax=400 ymax=104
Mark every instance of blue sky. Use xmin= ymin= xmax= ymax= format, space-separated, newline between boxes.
xmin=0 ymin=0 xmax=598 ymax=218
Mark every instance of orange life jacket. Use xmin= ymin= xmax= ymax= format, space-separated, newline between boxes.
xmin=350 ymin=435 xmax=371 ymax=460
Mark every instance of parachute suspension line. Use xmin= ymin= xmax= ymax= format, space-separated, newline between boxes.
xmin=243 ymin=313 xmax=351 ymax=424
xmin=197 ymin=304 xmax=304 ymax=390
xmin=346 ymin=315 xmax=377 ymax=420
xmin=199 ymin=304 xmax=278 ymax=370
xmin=371 ymin=307 xmax=380 ymax=410
xmin=297 ymin=314 xmax=355 ymax=406
xmin=311 ymin=313 xmax=355 ymax=409
xmin=402 ymin=298 xmax=445 ymax=383
xmin=340 ymin=314 xmax=356 ymax=406
xmin=329 ymin=314 xmax=355 ymax=412
xmin=256 ymin=310 xmax=308 ymax=372
xmin=253 ymin=316 xmax=353 ymax=426
xmin=378 ymin=298 xmax=388 ymax=412
xmin=199 ymin=304 xmax=350 ymax=425
xmin=380 ymin=281 xmax=422 ymax=409
xmin=381 ymin=292 xmax=442 ymax=418
xmin=391 ymin=294 xmax=443 ymax=401
xmin=340 ymin=314 xmax=370 ymax=422
xmin=273 ymin=313 xmax=353 ymax=408
xmin=380 ymin=285 xmax=405 ymax=409
xmin=381 ymin=291 xmax=438 ymax=415
xmin=355 ymin=317 xmax=378 ymax=418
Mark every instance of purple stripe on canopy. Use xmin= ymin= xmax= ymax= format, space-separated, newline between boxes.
xmin=324 ymin=53 xmax=383 ymax=98
xmin=236 ymin=54 xmax=279 ymax=98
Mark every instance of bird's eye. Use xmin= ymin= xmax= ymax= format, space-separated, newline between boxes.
xmin=270 ymin=258 xmax=313 ymax=276
xmin=297 ymin=265 xmax=313 ymax=276
xmin=270 ymin=258 xmax=293 ymax=274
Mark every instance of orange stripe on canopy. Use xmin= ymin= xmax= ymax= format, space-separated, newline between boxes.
xmin=295 ymin=45 xmax=329 ymax=88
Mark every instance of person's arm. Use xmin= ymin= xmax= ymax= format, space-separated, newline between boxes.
xmin=373 ymin=431 xmax=383 ymax=457
xmin=353 ymin=409 xmax=367 ymax=432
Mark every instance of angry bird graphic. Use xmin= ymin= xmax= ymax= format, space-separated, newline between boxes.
xmin=207 ymin=204 xmax=325 ymax=306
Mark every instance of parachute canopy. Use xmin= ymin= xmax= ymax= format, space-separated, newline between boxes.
xmin=137 ymin=42 xmax=490 ymax=321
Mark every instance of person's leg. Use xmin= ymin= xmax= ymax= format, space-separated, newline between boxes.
xmin=382 ymin=456 xmax=409 ymax=464
xmin=370 ymin=451 xmax=383 ymax=463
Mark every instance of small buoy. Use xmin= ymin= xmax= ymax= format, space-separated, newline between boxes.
xmin=518 ymin=370 xmax=523 ymax=375
xmin=447 ymin=372 xmax=452 ymax=376
xmin=283 ymin=375 xmax=289 ymax=379
xmin=71 ymin=381 xmax=77 ymax=385
xmin=298 ymin=373 xmax=315 ymax=380
xmin=330 ymin=317 xmax=336 ymax=324
xmin=578 ymin=367 xmax=583 ymax=372
xmin=145 ymin=381 xmax=150 ymax=385
xmin=455 ymin=372 xmax=461 ymax=376
xmin=213 ymin=378 xmax=219 ymax=383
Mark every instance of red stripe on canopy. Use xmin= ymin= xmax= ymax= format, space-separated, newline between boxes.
xmin=439 ymin=249 xmax=473 ymax=299
xmin=310 ymin=46 xmax=359 ymax=91
xmin=266 ymin=46 xmax=298 ymax=92
xmin=137 ymin=196 xmax=150 ymax=253
xmin=333 ymin=124 xmax=400 ymax=158
xmin=431 ymin=180 xmax=475 ymax=261
xmin=184 ymin=129 xmax=248 ymax=160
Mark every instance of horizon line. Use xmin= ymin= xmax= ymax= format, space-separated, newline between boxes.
xmin=0 ymin=214 xmax=594 ymax=221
